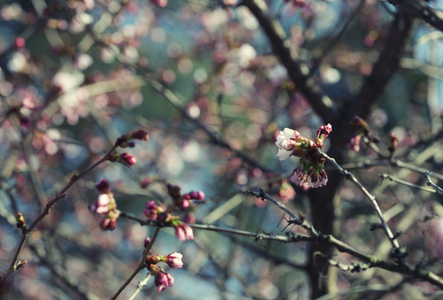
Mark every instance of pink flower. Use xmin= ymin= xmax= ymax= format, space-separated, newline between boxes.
xmin=174 ymin=223 xmax=194 ymax=241
xmin=290 ymin=167 xmax=327 ymax=188
xmin=154 ymin=271 xmax=174 ymax=292
xmin=130 ymin=129 xmax=149 ymax=141
xmin=291 ymin=166 xmax=308 ymax=186
xmin=100 ymin=218 xmax=117 ymax=231
xmin=275 ymin=128 xmax=301 ymax=160
xmin=188 ymin=191 xmax=205 ymax=201
xmin=95 ymin=194 xmax=111 ymax=215
xmin=164 ymin=252 xmax=183 ymax=268
xmin=179 ymin=199 xmax=190 ymax=210
xmin=143 ymin=200 xmax=158 ymax=220
xmin=120 ymin=153 xmax=136 ymax=166
xmin=348 ymin=135 xmax=361 ymax=152
xmin=307 ymin=169 xmax=328 ymax=188
xmin=316 ymin=123 xmax=332 ymax=140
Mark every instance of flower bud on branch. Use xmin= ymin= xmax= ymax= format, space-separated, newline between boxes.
xmin=275 ymin=124 xmax=331 ymax=188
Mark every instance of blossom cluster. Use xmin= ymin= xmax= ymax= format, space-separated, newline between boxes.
xmin=89 ymin=178 xmax=120 ymax=231
xmin=140 ymin=182 xmax=205 ymax=292
xmin=89 ymin=130 xmax=149 ymax=230
xmin=86 ymin=131 xmax=202 ymax=293
xmin=275 ymin=124 xmax=332 ymax=188
xmin=144 ymin=237 xmax=183 ymax=292
xmin=348 ymin=116 xmax=369 ymax=152
xmin=143 ymin=184 xmax=205 ymax=241
xmin=108 ymin=130 xmax=149 ymax=167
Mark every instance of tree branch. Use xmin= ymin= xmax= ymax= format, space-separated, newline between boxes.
xmin=388 ymin=0 xmax=443 ymax=32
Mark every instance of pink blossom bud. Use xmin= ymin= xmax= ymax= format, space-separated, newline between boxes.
xmin=316 ymin=123 xmax=332 ymax=140
xmin=164 ymin=252 xmax=184 ymax=268
xmin=174 ymin=223 xmax=194 ymax=241
xmin=120 ymin=153 xmax=136 ymax=166
xmin=179 ymin=199 xmax=190 ymax=211
xmin=154 ymin=272 xmax=174 ymax=292
xmin=143 ymin=200 xmax=158 ymax=220
xmin=95 ymin=194 xmax=111 ymax=215
xmin=144 ymin=236 xmax=151 ymax=248
xmin=100 ymin=218 xmax=117 ymax=231
xmin=189 ymin=191 xmax=205 ymax=201
xmin=130 ymin=129 xmax=149 ymax=141
xmin=95 ymin=178 xmax=110 ymax=193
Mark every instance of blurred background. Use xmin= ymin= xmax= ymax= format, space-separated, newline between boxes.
xmin=1 ymin=0 xmax=443 ymax=299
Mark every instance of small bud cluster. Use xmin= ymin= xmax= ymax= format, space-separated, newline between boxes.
xmin=143 ymin=183 xmax=205 ymax=241
xmin=115 ymin=129 xmax=149 ymax=148
xmin=143 ymin=237 xmax=183 ymax=292
xmin=348 ymin=116 xmax=399 ymax=155
xmin=86 ymin=131 xmax=197 ymax=293
xmin=89 ymin=179 xmax=120 ymax=231
xmin=348 ymin=116 xmax=380 ymax=152
xmin=108 ymin=130 xmax=149 ymax=167
xmin=109 ymin=153 xmax=137 ymax=167
xmin=275 ymin=124 xmax=331 ymax=188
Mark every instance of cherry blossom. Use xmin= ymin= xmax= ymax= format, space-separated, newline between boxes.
xmin=164 ymin=252 xmax=184 ymax=269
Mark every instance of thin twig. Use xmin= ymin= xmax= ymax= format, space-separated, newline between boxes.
xmin=110 ymin=226 xmax=160 ymax=300
xmin=425 ymin=171 xmax=443 ymax=195
xmin=381 ymin=173 xmax=438 ymax=194
xmin=128 ymin=273 xmax=152 ymax=300
xmin=320 ymin=151 xmax=400 ymax=250
xmin=244 ymin=186 xmax=443 ymax=289
xmin=3 ymin=143 xmax=118 ymax=285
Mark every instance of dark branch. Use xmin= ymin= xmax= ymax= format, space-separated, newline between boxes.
xmin=388 ymin=0 xmax=443 ymax=32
